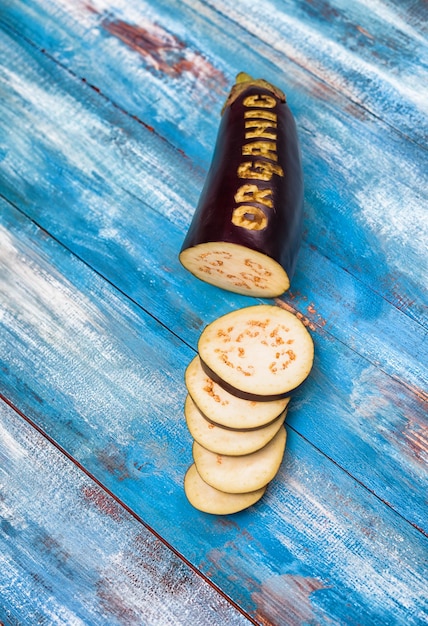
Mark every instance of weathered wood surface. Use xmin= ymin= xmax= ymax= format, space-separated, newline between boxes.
xmin=0 ymin=399 xmax=251 ymax=625
xmin=0 ymin=12 xmax=426 ymax=526
xmin=2 ymin=0 xmax=427 ymax=324
xmin=0 ymin=0 xmax=427 ymax=624
xmin=1 ymin=199 xmax=427 ymax=624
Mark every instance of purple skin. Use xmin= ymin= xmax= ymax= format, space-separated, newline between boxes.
xmin=180 ymin=84 xmax=304 ymax=283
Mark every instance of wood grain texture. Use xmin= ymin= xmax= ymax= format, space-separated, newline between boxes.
xmin=195 ymin=0 xmax=428 ymax=143
xmin=0 ymin=399 xmax=251 ymax=626
xmin=0 ymin=199 xmax=427 ymax=624
xmin=1 ymin=0 xmax=427 ymax=326
xmin=0 ymin=0 xmax=427 ymax=623
xmin=0 ymin=28 xmax=426 ymax=530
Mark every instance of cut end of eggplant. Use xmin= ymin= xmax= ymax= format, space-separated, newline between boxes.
xmin=198 ymin=304 xmax=314 ymax=400
xmin=184 ymin=464 xmax=266 ymax=515
xmin=179 ymin=241 xmax=290 ymax=297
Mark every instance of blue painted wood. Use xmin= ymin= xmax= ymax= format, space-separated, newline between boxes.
xmin=196 ymin=0 xmax=428 ymax=144
xmin=1 ymin=0 xmax=427 ymax=326
xmin=3 ymin=0 xmax=427 ymax=142
xmin=0 ymin=0 xmax=427 ymax=623
xmin=0 ymin=29 xmax=426 ymax=530
xmin=0 ymin=399 xmax=251 ymax=625
xmin=0 ymin=199 xmax=427 ymax=624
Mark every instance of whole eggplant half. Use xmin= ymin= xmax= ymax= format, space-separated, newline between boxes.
xmin=179 ymin=72 xmax=304 ymax=298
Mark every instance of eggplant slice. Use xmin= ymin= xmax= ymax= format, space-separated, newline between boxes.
xmin=192 ymin=426 xmax=287 ymax=494
xmin=184 ymin=464 xmax=266 ymax=515
xmin=185 ymin=355 xmax=289 ymax=429
xmin=198 ymin=304 xmax=314 ymax=401
xmin=184 ymin=394 xmax=287 ymax=456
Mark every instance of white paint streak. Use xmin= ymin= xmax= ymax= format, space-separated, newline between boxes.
xmin=0 ymin=46 xmax=197 ymax=228
xmin=0 ymin=225 xmax=91 ymax=335
xmin=199 ymin=0 xmax=428 ymax=115
xmin=0 ymin=422 xmax=26 ymax=461
xmin=356 ymin=182 xmax=428 ymax=273
xmin=0 ymin=226 xmax=183 ymax=445
xmin=1 ymin=66 xmax=108 ymax=176
xmin=268 ymin=476 xmax=425 ymax=616
xmin=356 ymin=0 xmax=427 ymax=44
xmin=0 ymin=401 xmax=247 ymax=625
xmin=300 ymin=103 xmax=428 ymax=275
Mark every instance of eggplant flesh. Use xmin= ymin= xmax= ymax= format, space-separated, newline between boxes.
xmin=197 ymin=305 xmax=314 ymax=401
xmin=184 ymin=394 xmax=287 ymax=456
xmin=192 ymin=427 xmax=287 ymax=494
xmin=184 ymin=464 xmax=266 ymax=515
xmin=185 ymin=355 xmax=290 ymax=430
xmin=180 ymin=74 xmax=304 ymax=298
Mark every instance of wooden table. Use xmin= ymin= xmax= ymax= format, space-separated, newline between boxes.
xmin=1 ymin=1 xmax=427 ymax=624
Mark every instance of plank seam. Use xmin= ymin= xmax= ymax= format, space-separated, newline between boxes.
xmin=0 ymin=193 xmax=196 ymax=353
xmin=0 ymin=393 xmax=258 ymax=626
xmin=2 ymin=193 xmax=427 ymax=530
xmin=276 ymin=293 xmax=428 ymax=379
xmin=195 ymin=0 xmax=428 ymax=153
xmin=0 ymin=20 xmax=193 ymax=163
xmin=4 ymin=191 xmax=425 ymax=401
xmin=290 ymin=249 xmax=428 ymax=333
xmin=3 ymin=8 xmax=425 ymax=154
xmin=286 ymin=423 xmax=428 ymax=539
xmin=0 ymin=20 xmax=426 ymax=329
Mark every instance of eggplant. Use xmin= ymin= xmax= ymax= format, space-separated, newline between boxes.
xmin=198 ymin=305 xmax=314 ymax=401
xmin=184 ymin=394 xmax=287 ymax=456
xmin=184 ymin=464 xmax=266 ymax=515
xmin=185 ymin=355 xmax=290 ymax=430
xmin=179 ymin=72 xmax=304 ymax=297
xmin=192 ymin=427 xmax=287 ymax=494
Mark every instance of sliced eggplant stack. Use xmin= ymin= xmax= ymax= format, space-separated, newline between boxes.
xmin=185 ymin=355 xmax=289 ymax=430
xmin=182 ymin=304 xmax=314 ymax=515
xmin=198 ymin=304 xmax=314 ymax=401
xmin=185 ymin=394 xmax=287 ymax=456
xmin=179 ymin=72 xmax=304 ymax=298
xmin=179 ymin=69 xmax=312 ymax=514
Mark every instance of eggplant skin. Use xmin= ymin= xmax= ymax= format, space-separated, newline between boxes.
xmin=179 ymin=77 xmax=304 ymax=297
xmin=199 ymin=357 xmax=309 ymax=402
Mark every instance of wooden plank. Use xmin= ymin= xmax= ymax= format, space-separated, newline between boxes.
xmin=0 ymin=199 xmax=427 ymax=624
xmin=1 ymin=2 xmax=427 ymax=622
xmin=0 ymin=27 xmax=426 ymax=393
xmin=3 ymin=0 xmax=427 ymax=142
xmin=0 ymin=399 xmax=252 ymax=625
xmin=0 ymin=30 xmax=427 ymax=530
xmin=193 ymin=0 xmax=428 ymax=143
xmin=1 ymin=0 xmax=427 ymax=326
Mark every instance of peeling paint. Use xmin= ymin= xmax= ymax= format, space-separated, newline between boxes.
xmin=96 ymin=445 xmax=132 ymax=483
xmin=81 ymin=485 xmax=124 ymax=521
xmin=252 ymin=574 xmax=326 ymax=625
xmin=99 ymin=13 xmax=226 ymax=90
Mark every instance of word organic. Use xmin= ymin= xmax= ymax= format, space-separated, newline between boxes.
xmin=233 ymin=92 xmax=284 ymax=232
xmin=180 ymin=73 xmax=304 ymax=298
